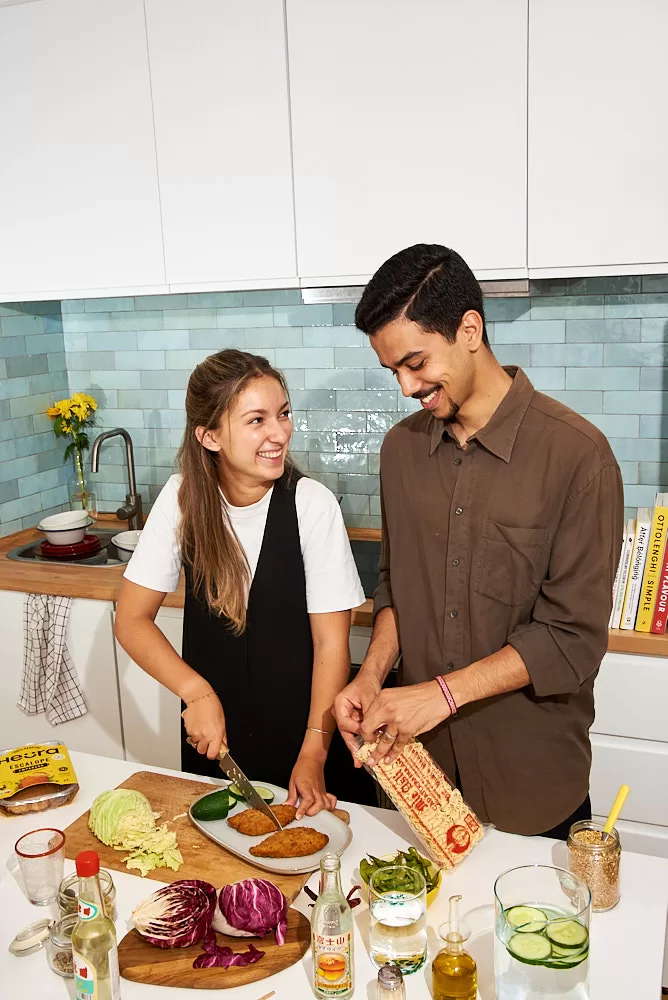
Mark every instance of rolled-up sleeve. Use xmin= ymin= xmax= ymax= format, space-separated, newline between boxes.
xmin=508 ymin=461 xmax=624 ymax=697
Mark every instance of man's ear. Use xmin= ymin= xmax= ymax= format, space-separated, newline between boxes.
xmin=195 ymin=425 xmax=221 ymax=453
xmin=459 ymin=309 xmax=485 ymax=351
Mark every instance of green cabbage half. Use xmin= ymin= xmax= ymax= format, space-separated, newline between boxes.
xmin=89 ymin=789 xmax=156 ymax=848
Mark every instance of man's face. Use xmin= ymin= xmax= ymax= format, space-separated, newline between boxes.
xmin=370 ymin=317 xmax=476 ymax=423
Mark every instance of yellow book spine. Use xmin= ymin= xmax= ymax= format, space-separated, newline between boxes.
xmin=636 ymin=504 xmax=668 ymax=631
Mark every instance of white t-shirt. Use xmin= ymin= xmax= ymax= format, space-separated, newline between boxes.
xmin=123 ymin=474 xmax=365 ymax=614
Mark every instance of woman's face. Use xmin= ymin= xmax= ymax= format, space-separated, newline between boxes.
xmin=201 ymin=375 xmax=292 ymax=487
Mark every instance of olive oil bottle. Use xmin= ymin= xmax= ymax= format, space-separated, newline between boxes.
xmin=71 ymin=850 xmax=121 ymax=1000
xmin=311 ymin=853 xmax=354 ymax=999
xmin=432 ymin=894 xmax=477 ymax=1000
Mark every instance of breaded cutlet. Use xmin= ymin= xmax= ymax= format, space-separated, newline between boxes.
xmin=227 ymin=803 xmax=297 ymax=836
xmin=249 ymin=826 xmax=329 ymax=858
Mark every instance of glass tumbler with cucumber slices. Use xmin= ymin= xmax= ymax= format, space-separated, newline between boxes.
xmin=494 ymin=865 xmax=591 ymax=1000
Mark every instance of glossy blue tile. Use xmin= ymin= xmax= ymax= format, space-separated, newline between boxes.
xmin=67 ymin=351 xmax=115 ymax=370
xmin=335 ymin=390 xmax=398 ymax=411
xmin=640 ymin=368 xmax=668 ymax=390
xmin=524 ymin=367 xmax=565 ymax=390
xmin=84 ymin=297 xmax=134 ymax=312
xmin=188 ymin=292 xmax=242 ymax=309
xmin=642 ymin=275 xmax=668 ymax=293
xmin=303 ymin=326 xmax=363 ymax=348
xmin=587 ymin=414 xmax=639 ymax=438
xmin=44 ymin=315 xmax=63 ymax=334
xmin=306 ymin=411 xmax=366 ymax=433
xmin=566 ymin=367 xmax=639 ymax=390
xmin=336 ymin=433 xmax=385 ymax=454
xmin=112 ymin=310 xmax=165 ymax=332
xmin=245 ymin=327 xmax=302 ymax=349
xmin=1 ymin=314 xmax=44 ymax=336
xmin=241 ymin=290 xmax=301 ymax=307
xmin=308 ymin=471 xmax=339 ymax=492
xmin=624 ymin=485 xmax=660 ymax=507
xmin=339 ymin=494 xmax=370 ymax=515
xmin=96 ymin=408 xmax=145 ymax=429
xmin=0 ymin=377 xmax=30 ymax=400
xmin=604 ymin=343 xmax=668 ymax=366
xmin=144 ymin=409 xmax=185 ymax=429
xmin=115 ymin=351 xmax=165 ymax=370
xmin=276 ymin=348 xmax=334 ymax=369
xmin=19 ymin=467 xmax=62 ymax=497
xmin=640 ymin=319 xmax=668 ymax=342
xmin=274 ymin=304 xmax=333 ymax=327
xmin=305 ymin=369 xmax=365 ymax=390
xmin=308 ymin=453 xmax=367 ymax=474
xmin=531 ymin=344 xmax=602 ymax=366
xmin=565 ymin=319 xmax=640 ymax=342
xmin=638 ymin=462 xmax=668 ymax=484
xmin=604 ymin=391 xmax=668 ymax=414
xmin=334 ymin=346 xmax=379 ymax=368
xmin=5 ymin=355 xmax=48 ymax=378
xmin=118 ymin=390 xmax=169 ymax=409
xmin=0 ymin=440 xmax=16 ymax=463
xmin=25 ymin=334 xmax=64 ymax=354
xmin=605 ymin=294 xmax=668 ymax=318
xmin=0 ymin=454 xmax=39 ymax=481
xmin=548 ymin=390 xmax=603 ymax=412
xmin=0 ymin=481 xmax=19 ymax=504
xmin=484 ymin=299 xmax=530 ymax=322
xmin=167 ymin=390 xmax=186 ymax=410
xmin=609 ymin=437 xmax=663 ymax=462
xmin=332 ymin=303 xmax=358 ymax=326
xmin=0 ymin=493 xmax=43 ymax=521
xmin=367 ymin=413 xmax=401 ymax=433
xmin=290 ymin=389 xmax=336 ymax=410
xmin=495 ymin=320 xmax=565 ymax=343
xmin=63 ymin=313 xmax=111 ymax=333
xmin=365 ymin=368 xmax=399 ymax=389
xmin=531 ymin=296 xmax=604 ymax=319
xmin=30 ymin=371 xmax=68 ymax=395
xmin=290 ymin=431 xmax=337 ymax=452
xmin=217 ymin=308 xmax=273 ymax=328
xmin=189 ymin=329 xmax=246 ymax=350
xmin=88 ymin=331 xmax=138 ymax=351
xmin=167 ymin=349 xmax=222 ymax=369
xmin=0 ymin=336 xmax=26 ymax=358
xmin=493 ymin=345 xmax=532 ymax=367
xmin=89 ymin=370 xmax=141 ymax=390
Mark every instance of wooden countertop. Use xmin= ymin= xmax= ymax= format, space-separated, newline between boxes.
xmin=0 ymin=516 xmax=376 ymax=626
xmin=2 ymin=520 xmax=664 ymax=649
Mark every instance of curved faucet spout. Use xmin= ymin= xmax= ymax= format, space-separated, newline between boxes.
xmin=90 ymin=427 xmax=142 ymax=530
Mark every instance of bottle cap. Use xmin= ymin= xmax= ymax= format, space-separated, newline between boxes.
xmin=378 ymin=964 xmax=404 ymax=988
xmin=75 ymin=850 xmax=100 ymax=877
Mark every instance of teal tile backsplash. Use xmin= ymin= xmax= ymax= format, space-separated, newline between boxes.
xmin=2 ymin=275 xmax=668 ymax=534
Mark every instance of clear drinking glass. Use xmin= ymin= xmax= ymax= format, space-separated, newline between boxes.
xmin=15 ymin=828 xmax=65 ymax=905
xmin=369 ymin=865 xmax=427 ymax=974
xmin=494 ymin=865 xmax=591 ymax=1000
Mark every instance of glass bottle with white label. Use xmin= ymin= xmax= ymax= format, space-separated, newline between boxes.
xmin=71 ymin=850 xmax=121 ymax=1000
xmin=311 ymin=853 xmax=354 ymax=998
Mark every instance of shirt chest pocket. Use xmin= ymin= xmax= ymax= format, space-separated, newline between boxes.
xmin=472 ymin=520 xmax=549 ymax=607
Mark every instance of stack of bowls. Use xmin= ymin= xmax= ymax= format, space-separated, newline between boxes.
xmin=36 ymin=510 xmax=93 ymax=546
xmin=111 ymin=529 xmax=142 ymax=563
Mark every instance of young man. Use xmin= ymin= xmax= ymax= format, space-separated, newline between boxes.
xmin=333 ymin=244 xmax=624 ymax=837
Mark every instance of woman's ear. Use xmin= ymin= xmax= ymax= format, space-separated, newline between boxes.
xmin=195 ymin=425 xmax=221 ymax=453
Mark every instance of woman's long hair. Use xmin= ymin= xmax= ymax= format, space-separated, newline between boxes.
xmin=177 ymin=349 xmax=294 ymax=633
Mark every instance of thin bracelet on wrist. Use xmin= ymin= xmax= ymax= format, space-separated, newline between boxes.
xmin=185 ymin=690 xmax=215 ymax=707
xmin=307 ymin=726 xmax=334 ymax=737
xmin=435 ymin=674 xmax=458 ymax=717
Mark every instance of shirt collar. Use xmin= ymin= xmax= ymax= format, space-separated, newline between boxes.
xmin=428 ymin=366 xmax=535 ymax=462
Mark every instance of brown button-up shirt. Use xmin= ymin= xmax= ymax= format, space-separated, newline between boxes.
xmin=375 ymin=367 xmax=624 ymax=835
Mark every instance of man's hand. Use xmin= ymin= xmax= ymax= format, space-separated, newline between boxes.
xmin=333 ymin=673 xmax=382 ymax=765
xmin=361 ymin=681 xmax=450 ymax=765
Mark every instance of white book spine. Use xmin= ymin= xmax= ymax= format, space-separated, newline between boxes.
xmin=611 ymin=518 xmax=636 ymax=629
xmin=620 ymin=509 xmax=652 ymax=629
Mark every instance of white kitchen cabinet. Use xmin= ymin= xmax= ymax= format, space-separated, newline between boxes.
xmin=528 ymin=0 xmax=668 ymax=275
xmin=0 ymin=591 xmax=124 ymax=759
xmin=145 ymin=0 xmax=297 ymax=290
xmin=287 ymin=0 xmax=528 ymax=284
xmin=0 ymin=0 xmax=165 ymax=301
xmin=114 ymin=606 xmax=183 ymax=771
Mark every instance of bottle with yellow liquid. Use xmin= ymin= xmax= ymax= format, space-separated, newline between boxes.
xmin=432 ymin=894 xmax=477 ymax=1000
xmin=71 ymin=850 xmax=121 ymax=1000
xmin=311 ymin=853 xmax=354 ymax=999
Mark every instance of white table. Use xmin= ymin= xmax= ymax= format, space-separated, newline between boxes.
xmin=1 ymin=752 xmax=666 ymax=999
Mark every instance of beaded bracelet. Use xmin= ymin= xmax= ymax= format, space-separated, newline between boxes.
xmin=185 ymin=690 xmax=216 ymax=707
xmin=435 ymin=674 xmax=458 ymax=717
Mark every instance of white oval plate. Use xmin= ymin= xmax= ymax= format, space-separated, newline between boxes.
xmin=189 ymin=781 xmax=352 ymax=875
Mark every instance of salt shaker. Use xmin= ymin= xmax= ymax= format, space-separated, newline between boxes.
xmin=376 ymin=964 xmax=406 ymax=1000
xmin=567 ymin=819 xmax=621 ymax=911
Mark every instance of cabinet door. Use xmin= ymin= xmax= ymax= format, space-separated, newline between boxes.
xmin=593 ymin=652 xmax=668 ymax=743
xmin=529 ymin=0 xmax=668 ymax=272
xmin=0 ymin=592 xmax=124 ymax=759
xmin=590 ymin=733 xmax=668 ymax=828
xmin=0 ymin=0 xmax=165 ymax=300
xmin=115 ymin=606 xmax=183 ymax=770
xmin=145 ymin=0 xmax=297 ymax=288
xmin=287 ymin=0 xmax=528 ymax=282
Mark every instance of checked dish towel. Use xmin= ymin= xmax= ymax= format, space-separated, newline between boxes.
xmin=18 ymin=593 xmax=87 ymax=725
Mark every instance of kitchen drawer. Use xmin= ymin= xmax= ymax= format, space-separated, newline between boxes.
xmin=593 ymin=652 xmax=668 ymax=743
xmin=590 ymin=733 xmax=668 ymax=827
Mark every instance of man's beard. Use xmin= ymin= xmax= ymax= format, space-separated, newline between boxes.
xmin=442 ymin=399 xmax=460 ymax=423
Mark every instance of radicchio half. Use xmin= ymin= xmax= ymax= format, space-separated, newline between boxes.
xmin=212 ymin=878 xmax=288 ymax=946
xmin=132 ymin=879 xmax=217 ymax=949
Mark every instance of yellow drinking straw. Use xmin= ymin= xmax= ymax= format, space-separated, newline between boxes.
xmin=603 ymin=784 xmax=630 ymax=836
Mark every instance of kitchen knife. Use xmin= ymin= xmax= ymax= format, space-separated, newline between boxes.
xmin=217 ymin=748 xmax=284 ymax=831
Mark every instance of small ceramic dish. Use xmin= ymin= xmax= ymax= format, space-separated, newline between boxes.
xmin=111 ymin=529 xmax=142 ymax=562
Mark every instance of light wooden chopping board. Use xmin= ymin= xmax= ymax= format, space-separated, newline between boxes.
xmin=63 ymin=770 xmax=348 ymax=903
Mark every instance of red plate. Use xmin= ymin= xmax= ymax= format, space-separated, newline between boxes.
xmin=40 ymin=534 xmax=101 ymax=559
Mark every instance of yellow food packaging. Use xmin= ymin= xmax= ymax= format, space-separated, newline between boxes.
xmin=0 ymin=741 xmax=79 ymax=815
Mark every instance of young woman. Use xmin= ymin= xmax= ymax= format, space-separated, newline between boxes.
xmin=115 ymin=349 xmax=374 ymax=816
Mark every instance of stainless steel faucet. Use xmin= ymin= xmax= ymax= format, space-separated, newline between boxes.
xmin=91 ymin=428 xmax=144 ymax=531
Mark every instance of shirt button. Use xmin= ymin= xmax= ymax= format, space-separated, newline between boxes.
xmin=455 ymin=507 xmax=463 ymax=515
xmin=444 ymin=662 xmax=454 ymax=672
xmin=452 ymin=558 xmax=460 ymax=566
xmin=454 ymin=458 xmax=461 ymax=466
xmin=450 ymin=610 xmax=458 ymax=619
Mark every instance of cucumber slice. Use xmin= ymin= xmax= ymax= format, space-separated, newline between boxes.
xmin=506 ymin=906 xmax=548 ymax=933
xmin=191 ymin=788 xmax=230 ymax=822
xmin=227 ymin=783 xmax=274 ymax=805
xmin=550 ymin=942 xmax=588 ymax=959
xmin=507 ymin=933 xmax=552 ymax=965
xmin=544 ymin=950 xmax=589 ymax=970
xmin=546 ymin=919 xmax=588 ymax=949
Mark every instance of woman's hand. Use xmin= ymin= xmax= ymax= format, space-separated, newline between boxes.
xmin=181 ymin=691 xmax=228 ymax=760
xmin=287 ymin=748 xmax=336 ymax=820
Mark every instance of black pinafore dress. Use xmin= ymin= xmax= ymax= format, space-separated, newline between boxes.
xmin=180 ymin=472 xmax=376 ymax=804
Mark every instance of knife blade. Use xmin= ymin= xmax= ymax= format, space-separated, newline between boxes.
xmin=217 ymin=748 xmax=283 ymax=831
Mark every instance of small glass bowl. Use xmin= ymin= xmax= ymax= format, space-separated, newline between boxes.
xmin=46 ymin=913 xmax=76 ymax=978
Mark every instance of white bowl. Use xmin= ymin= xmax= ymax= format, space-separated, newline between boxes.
xmin=38 ymin=519 xmax=93 ymax=545
xmin=38 ymin=510 xmax=91 ymax=531
xmin=112 ymin=530 xmax=142 ymax=562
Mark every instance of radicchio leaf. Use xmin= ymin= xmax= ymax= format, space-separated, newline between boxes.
xmin=212 ymin=878 xmax=288 ymax=946
xmin=132 ymin=879 xmax=217 ymax=949
xmin=193 ymin=942 xmax=265 ymax=969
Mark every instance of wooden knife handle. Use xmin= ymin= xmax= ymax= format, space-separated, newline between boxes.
xmin=332 ymin=808 xmax=350 ymax=825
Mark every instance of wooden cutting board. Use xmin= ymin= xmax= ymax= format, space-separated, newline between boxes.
xmin=118 ymin=907 xmax=310 ymax=990
xmin=63 ymin=770 xmax=349 ymax=903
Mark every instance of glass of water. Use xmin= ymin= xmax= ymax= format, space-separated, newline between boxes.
xmin=15 ymin=828 xmax=65 ymax=905
xmin=494 ymin=865 xmax=591 ymax=1000
xmin=369 ymin=864 xmax=427 ymax=974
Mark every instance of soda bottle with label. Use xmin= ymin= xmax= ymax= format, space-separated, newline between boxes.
xmin=311 ymin=853 xmax=354 ymax=998
xmin=71 ymin=850 xmax=121 ymax=1000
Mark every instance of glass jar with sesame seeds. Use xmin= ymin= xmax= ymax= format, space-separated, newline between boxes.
xmin=567 ymin=820 xmax=621 ymax=912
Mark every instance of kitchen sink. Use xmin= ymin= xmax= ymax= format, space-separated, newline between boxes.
xmin=5 ymin=528 xmax=129 ymax=568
